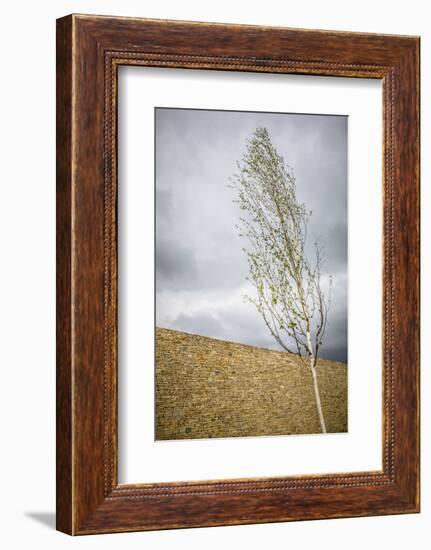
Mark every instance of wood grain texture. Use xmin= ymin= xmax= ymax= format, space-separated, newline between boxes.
xmin=56 ymin=16 xmax=73 ymax=535
xmin=56 ymin=14 xmax=420 ymax=535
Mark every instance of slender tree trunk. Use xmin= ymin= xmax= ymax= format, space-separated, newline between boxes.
xmin=309 ymin=356 xmax=327 ymax=433
xmin=304 ymin=328 xmax=327 ymax=434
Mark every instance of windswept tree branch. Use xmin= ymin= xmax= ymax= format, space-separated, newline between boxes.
xmin=229 ymin=127 xmax=332 ymax=363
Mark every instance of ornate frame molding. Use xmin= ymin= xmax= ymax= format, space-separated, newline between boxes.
xmin=57 ymin=15 xmax=419 ymax=534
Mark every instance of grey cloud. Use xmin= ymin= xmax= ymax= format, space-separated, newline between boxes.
xmin=156 ymin=236 xmax=198 ymax=292
xmin=172 ymin=305 xmax=281 ymax=352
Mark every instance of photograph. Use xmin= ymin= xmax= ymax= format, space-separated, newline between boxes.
xmin=155 ymin=107 xmax=348 ymax=440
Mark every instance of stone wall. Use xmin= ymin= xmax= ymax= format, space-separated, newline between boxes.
xmin=155 ymin=327 xmax=347 ymax=440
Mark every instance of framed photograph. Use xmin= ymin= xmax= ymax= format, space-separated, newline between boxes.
xmin=56 ymin=14 xmax=420 ymax=534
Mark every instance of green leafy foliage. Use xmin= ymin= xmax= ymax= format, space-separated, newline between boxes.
xmin=229 ymin=127 xmax=332 ymax=365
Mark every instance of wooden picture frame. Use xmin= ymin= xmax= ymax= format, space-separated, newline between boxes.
xmin=56 ymin=14 xmax=420 ymax=535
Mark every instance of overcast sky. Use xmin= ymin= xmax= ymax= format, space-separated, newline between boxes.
xmin=155 ymin=108 xmax=348 ymax=362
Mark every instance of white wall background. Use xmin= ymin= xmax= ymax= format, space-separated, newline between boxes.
xmin=0 ymin=1 xmax=427 ymax=548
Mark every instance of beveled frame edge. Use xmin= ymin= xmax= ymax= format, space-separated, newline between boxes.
xmin=56 ymin=14 xmax=420 ymax=535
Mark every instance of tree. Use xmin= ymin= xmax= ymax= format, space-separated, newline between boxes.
xmin=230 ymin=127 xmax=332 ymax=433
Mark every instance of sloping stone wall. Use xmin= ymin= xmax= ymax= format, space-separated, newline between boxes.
xmin=155 ymin=327 xmax=347 ymax=440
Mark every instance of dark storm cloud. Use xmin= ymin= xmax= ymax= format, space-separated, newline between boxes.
xmin=155 ymin=107 xmax=348 ymax=362
xmin=156 ymin=236 xmax=198 ymax=291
